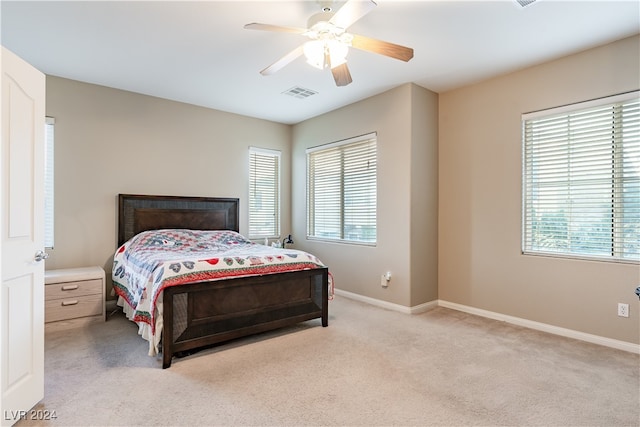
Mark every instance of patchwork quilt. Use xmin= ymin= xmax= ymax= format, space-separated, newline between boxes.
xmin=112 ymin=229 xmax=330 ymax=337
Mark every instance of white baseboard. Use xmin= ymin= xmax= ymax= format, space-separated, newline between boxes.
xmin=333 ymin=289 xmax=438 ymax=314
xmin=333 ymin=289 xmax=640 ymax=354
xmin=438 ymin=300 xmax=640 ymax=354
xmin=410 ymin=300 xmax=439 ymax=314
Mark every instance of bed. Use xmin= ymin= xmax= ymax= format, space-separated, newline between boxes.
xmin=112 ymin=194 xmax=329 ymax=368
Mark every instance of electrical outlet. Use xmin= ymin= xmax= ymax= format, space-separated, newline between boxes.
xmin=617 ymin=303 xmax=629 ymax=318
xmin=380 ymin=271 xmax=391 ymax=287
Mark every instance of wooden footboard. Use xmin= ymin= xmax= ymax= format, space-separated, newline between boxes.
xmin=162 ymin=267 xmax=328 ymax=368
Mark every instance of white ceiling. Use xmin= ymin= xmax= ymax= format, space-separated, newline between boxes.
xmin=2 ymin=0 xmax=638 ymax=124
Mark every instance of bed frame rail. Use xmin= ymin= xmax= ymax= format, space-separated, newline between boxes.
xmin=162 ymin=268 xmax=328 ymax=368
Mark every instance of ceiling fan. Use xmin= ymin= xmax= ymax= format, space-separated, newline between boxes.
xmin=244 ymin=0 xmax=414 ymax=87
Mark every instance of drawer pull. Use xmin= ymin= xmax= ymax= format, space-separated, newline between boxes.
xmin=61 ymin=300 xmax=79 ymax=306
xmin=61 ymin=284 xmax=79 ymax=291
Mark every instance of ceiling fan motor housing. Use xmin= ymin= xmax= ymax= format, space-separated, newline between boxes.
xmin=307 ymin=11 xmax=336 ymax=30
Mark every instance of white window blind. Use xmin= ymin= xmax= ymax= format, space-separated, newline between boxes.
xmin=44 ymin=117 xmax=55 ymax=248
xmin=307 ymin=133 xmax=377 ymax=245
xmin=248 ymin=147 xmax=280 ymax=239
xmin=522 ymin=92 xmax=639 ymax=262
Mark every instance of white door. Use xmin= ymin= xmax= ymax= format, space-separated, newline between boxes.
xmin=0 ymin=47 xmax=46 ymax=426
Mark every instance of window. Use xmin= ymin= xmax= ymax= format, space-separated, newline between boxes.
xmin=248 ymin=147 xmax=280 ymax=239
xmin=307 ymin=133 xmax=377 ymax=245
xmin=44 ymin=117 xmax=55 ymax=248
xmin=522 ymin=92 xmax=639 ymax=262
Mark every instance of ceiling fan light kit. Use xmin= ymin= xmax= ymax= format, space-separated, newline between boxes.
xmin=303 ymin=39 xmax=348 ymax=70
xmin=244 ymin=0 xmax=414 ymax=87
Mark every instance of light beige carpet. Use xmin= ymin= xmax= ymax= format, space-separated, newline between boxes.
xmin=17 ymin=296 xmax=640 ymax=426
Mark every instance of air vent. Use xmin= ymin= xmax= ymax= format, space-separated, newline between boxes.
xmin=282 ymin=86 xmax=318 ymax=99
xmin=515 ymin=0 xmax=537 ymax=7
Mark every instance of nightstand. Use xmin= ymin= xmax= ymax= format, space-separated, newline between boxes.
xmin=44 ymin=266 xmax=106 ymax=327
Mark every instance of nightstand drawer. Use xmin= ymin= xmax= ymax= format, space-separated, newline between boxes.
xmin=45 ymin=266 xmax=106 ymax=325
xmin=45 ymin=278 xmax=102 ymax=300
xmin=45 ymin=293 xmax=103 ymax=323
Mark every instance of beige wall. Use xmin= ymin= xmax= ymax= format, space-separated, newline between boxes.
xmin=291 ymin=83 xmax=439 ymax=308
xmin=410 ymin=84 xmax=439 ymax=306
xmin=439 ymin=35 xmax=640 ymax=344
xmin=45 ymin=76 xmax=291 ymax=296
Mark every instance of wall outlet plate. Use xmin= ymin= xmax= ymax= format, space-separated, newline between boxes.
xmin=618 ymin=303 xmax=629 ymax=318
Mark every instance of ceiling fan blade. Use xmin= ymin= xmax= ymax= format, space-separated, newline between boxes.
xmin=351 ymin=34 xmax=414 ymax=62
xmin=329 ymin=0 xmax=377 ymax=30
xmin=244 ymin=23 xmax=307 ymax=34
xmin=331 ymin=63 xmax=353 ymax=87
xmin=260 ymin=45 xmax=305 ymax=76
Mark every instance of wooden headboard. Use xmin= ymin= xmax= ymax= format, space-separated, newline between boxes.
xmin=118 ymin=194 xmax=239 ymax=246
